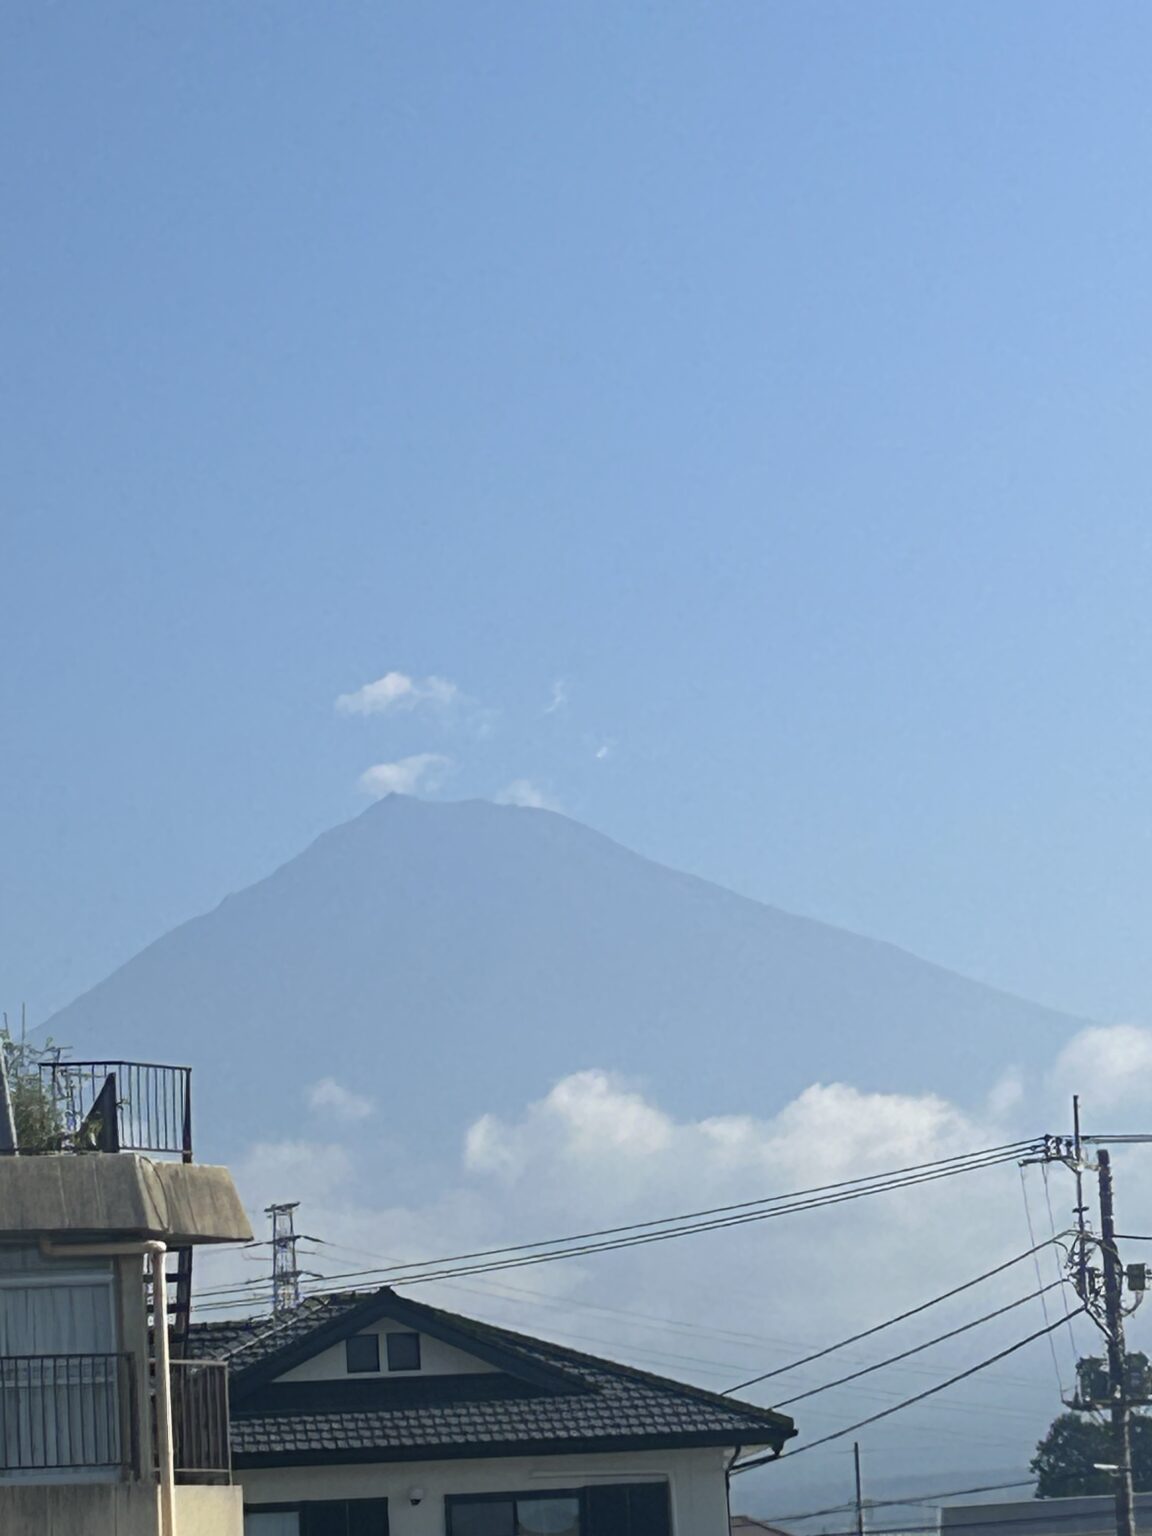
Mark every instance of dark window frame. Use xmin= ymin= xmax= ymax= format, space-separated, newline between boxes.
xmin=445 ymin=1487 xmax=584 ymax=1536
xmin=444 ymin=1482 xmax=671 ymax=1536
xmin=385 ymin=1330 xmax=422 ymax=1372
xmin=244 ymin=1499 xmax=389 ymax=1535
xmin=345 ymin=1334 xmax=382 ymax=1374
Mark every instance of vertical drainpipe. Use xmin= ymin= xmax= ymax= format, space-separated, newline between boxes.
xmin=150 ymin=1243 xmax=177 ymax=1536
xmin=726 ymin=1446 xmax=742 ymax=1532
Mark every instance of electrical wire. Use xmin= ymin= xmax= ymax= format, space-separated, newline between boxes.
xmin=723 ymin=1236 xmax=1061 ymax=1394
xmin=761 ymin=1479 xmax=1037 ymax=1523
xmin=192 ymin=1140 xmax=1040 ymax=1304
xmin=293 ymin=1248 xmax=1050 ymax=1395
xmin=1020 ymin=1164 xmax=1067 ymax=1397
xmin=1041 ymin=1159 xmax=1084 ymax=1379
xmin=731 ymin=1311 xmax=1083 ymax=1472
xmin=195 ymin=1142 xmax=1034 ymax=1302
xmin=767 ymin=1279 xmax=1067 ymax=1409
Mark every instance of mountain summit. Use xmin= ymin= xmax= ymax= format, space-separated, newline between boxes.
xmin=49 ymin=796 xmax=1081 ymax=1158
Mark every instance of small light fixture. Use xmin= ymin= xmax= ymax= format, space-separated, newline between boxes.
xmin=409 ymin=1487 xmax=425 ymax=1506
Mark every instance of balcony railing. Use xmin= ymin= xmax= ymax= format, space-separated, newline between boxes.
xmin=0 ymin=1354 xmax=137 ymax=1476
xmin=38 ymin=1060 xmax=193 ymax=1161
xmin=0 ymin=1354 xmax=231 ymax=1485
xmin=169 ymin=1360 xmax=230 ymax=1483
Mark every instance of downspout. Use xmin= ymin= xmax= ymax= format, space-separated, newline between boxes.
xmin=726 ymin=1446 xmax=741 ymax=1532
xmin=40 ymin=1238 xmax=177 ymax=1536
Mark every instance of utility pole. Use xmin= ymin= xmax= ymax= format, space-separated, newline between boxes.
xmin=1098 ymin=1150 xmax=1136 ymax=1536
xmin=853 ymin=1442 xmax=865 ymax=1536
xmin=266 ymin=1201 xmax=301 ymax=1317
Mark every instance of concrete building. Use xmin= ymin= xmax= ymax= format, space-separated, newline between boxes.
xmin=0 ymin=1056 xmax=253 ymax=1536
xmin=189 ymin=1284 xmax=797 ymax=1535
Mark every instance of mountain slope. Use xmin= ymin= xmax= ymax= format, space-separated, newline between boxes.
xmin=49 ymin=795 xmax=1083 ymax=1159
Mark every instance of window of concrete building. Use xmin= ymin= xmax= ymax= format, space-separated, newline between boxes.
xmin=0 ymin=1268 xmax=121 ymax=1479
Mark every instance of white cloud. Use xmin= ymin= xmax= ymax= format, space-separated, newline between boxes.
xmin=216 ymin=1026 xmax=1152 ymax=1512
xmin=496 ymin=778 xmax=562 ymax=812
xmin=358 ymin=753 xmax=449 ymax=798
xmin=233 ymin=1138 xmax=356 ymax=1211
xmin=544 ymin=680 xmax=569 ymax=715
xmin=308 ymin=1077 xmax=374 ymax=1123
xmin=593 ymin=740 xmax=613 ymax=761
xmin=336 ymin=671 xmax=459 ymax=717
xmin=1047 ymin=1023 xmax=1152 ymax=1111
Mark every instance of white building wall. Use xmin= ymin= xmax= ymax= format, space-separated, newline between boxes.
xmin=239 ymin=1445 xmax=737 ymax=1536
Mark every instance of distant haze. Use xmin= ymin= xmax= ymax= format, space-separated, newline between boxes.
xmin=49 ymin=795 xmax=1083 ymax=1165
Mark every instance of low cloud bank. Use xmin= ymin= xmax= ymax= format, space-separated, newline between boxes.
xmin=218 ymin=1025 xmax=1152 ymax=1511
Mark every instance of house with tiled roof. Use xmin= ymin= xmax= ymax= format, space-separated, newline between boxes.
xmin=190 ymin=1285 xmax=796 ymax=1536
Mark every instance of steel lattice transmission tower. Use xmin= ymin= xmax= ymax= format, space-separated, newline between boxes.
xmin=266 ymin=1201 xmax=301 ymax=1316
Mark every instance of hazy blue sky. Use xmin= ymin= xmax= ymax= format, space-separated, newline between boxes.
xmin=3 ymin=2 xmax=1151 ymax=1026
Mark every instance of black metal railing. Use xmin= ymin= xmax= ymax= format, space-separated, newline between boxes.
xmin=169 ymin=1359 xmax=230 ymax=1481
xmin=38 ymin=1060 xmax=193 ymax=1161
xmin=0 ymin=1353 xmax=137 ymax=1474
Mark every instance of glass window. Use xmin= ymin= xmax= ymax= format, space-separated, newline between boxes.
xmin=450 ymin=1485 xmax=668 ymax=1536
xmin=0 ymin=1273 xmax=120 ymax=1474
xmin=245 ymin=1515 xmax=300 ymax=1536
xmin=448 ymin=1495 xmax=583 ymax=1536
xmin=385 ymin=1331 xmax=421 ymax=1371
xmin=449 ymin=1500 xmax=516 ymax=1536
xmin=584 ymin=1484 xmax=670 ymax=1536
xmin=345 ymin=1501 xmax=390 ymax=1536
xmin=245 ymin=1502 xmax=388 ymax=1536
xmin=518 ymin=1497 xmax=580 ymax=1535
xmin=345 ymin=1334 xmax=381 ymax=1374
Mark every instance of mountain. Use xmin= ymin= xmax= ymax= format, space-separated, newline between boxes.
xmin=48 ymin=795 xmax=1084 ymax=1162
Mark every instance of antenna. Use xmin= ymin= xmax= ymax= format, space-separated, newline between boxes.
xmin=266 ymin=1201 xmax=301 ymax=1316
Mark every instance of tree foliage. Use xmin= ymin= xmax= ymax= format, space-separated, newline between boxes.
xmin=0 ymin=1017 xmax=66 ymax=1152
xmin=1032 ymin=1412 xmax=1152 ymax=1498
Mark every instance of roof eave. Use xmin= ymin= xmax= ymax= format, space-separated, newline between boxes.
xmin=233 ymin=1427 xmax=795 ymax=1469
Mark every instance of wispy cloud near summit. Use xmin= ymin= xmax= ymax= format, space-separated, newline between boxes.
xmin=359 ymin=754 xmax=450 ymax=798
xmin=497 ymin=778 xmax=562 ymax=812
xmin=336 ymin=671 xmax=458 ymax=716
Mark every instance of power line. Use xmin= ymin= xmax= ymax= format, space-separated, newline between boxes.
xmin=767 ymin=1280 xmax=1067 ymax=1409
xmin=1021 ymin=1164 xmax=1069 ymax=1398
xmin=732 ymin=1311 xmax=1083 ymax=1473
xmin=1041 ymin=1159 xmax=1085 ymax=1381
xmin=193 ymin=1140 xmax=1040 ymax=1304
xmin=724 ymin=1237 xmax=1062 ymax=1394
xmin=763 ymin=1479 xmax=1038 ymax=1524
xmin=297 ymin=1247 xmax=1051 ymax=1394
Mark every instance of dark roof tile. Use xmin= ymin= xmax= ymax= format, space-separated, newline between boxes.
xmin=189 ymin=1287 xmax=794 ymax=1464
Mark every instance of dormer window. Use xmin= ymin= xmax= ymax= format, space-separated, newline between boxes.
xmin=344 ymin=1335 xmax=380 ymax=1374
xmin=385 ymin=1332 xmax=420 ymax=1372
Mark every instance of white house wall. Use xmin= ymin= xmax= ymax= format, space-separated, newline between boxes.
xmin=277 ymin=1323 xmax=497 ymax=1382
xmin=239 ymin=1446 xmax=736 ymax=1536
